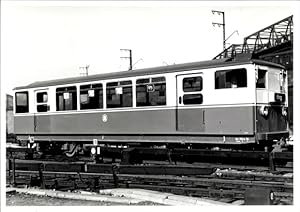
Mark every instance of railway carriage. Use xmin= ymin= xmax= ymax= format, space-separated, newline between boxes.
xmin=13 ymin=57 xmax=288 ymax=155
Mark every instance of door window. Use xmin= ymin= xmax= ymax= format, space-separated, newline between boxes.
xmin=183 ymin=94 xmax=203 ymax=105
xmin=180 ymin=76 xmax=203 ymax=105
xmin=183 ymin=77 xmax=202 ymax=92
xmin=36 ymin=91 xmax=49 ymax=112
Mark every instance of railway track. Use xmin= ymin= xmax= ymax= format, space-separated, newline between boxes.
xmin=6 ymin=144 xmax=293 ymax=204
xmin=7 ymin=159 xmax=293 ymax=205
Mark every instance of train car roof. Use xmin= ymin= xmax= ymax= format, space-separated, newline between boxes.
xmin=14 ymin=58 xmax=285 ymax=90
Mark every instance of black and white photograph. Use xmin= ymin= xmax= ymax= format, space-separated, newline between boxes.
xmin=1 ymin=0 xmax=299 ymax=210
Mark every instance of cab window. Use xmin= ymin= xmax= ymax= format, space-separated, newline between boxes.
xmin=256 ymin=69 xmax=267 ymax=88
xmin=215 ymin=68 xmax=247 ymax=89
xmin=269 ymin=72 xmax=281 ymax=91
xmin=15 ymin=91 xmax=29 ymax=113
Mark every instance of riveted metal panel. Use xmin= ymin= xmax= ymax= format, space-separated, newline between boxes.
xmin=36 ymin=115 xmax=51 ymax=133
xmin=15 ymin=106 xmax=256 ymax=136
xmin=14 ymin=105 xmax=290 ymax=143
xmin=97 ymin=110 xmax=176 ymax=133
xmin=35 ymin=109 xmax=176 ymax=134
xmin=177 ymin=108 xmax=205 ymax=132
xmin=205 ymin=106 xmax=254 ymax=134
xmin=14 ymin=116 xmax=34 ymax=134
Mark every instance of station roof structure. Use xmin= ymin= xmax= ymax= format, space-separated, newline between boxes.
xmin=213 ymin=15 xmax=293 ymax=63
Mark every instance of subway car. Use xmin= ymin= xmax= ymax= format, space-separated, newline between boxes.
xmin=13 ymin=57 xmax=288 ymax=155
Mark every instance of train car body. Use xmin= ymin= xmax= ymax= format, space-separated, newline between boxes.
xmin=6 ymin=94 xmax=14 ymax=135
xmin=13 ymin=58 xmax=288 ymax=150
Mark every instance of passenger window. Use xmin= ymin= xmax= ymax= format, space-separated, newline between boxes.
xmin=256 ymin=69 xmax=267 ymax=88
xmin=106 ymin=80 xmax=132 ymax=108
xmin=183 ymin=94 xmax=203 ymax=105
xmin=56 ymin=86 xmax=77 ymax=111
xmin=183 ymin=77 xmax=202 ymax=92
xmin=80 ymin=83 xmax=103 ymax=110
xmin=36 ymin=92 xmax=49 ymax=112
xmin=15 ymin=91 xmax=29 ymax=113
xmin=215 ymin=68 xmax=247 ymax=89
xmin=136 ymin=77 xmax=166 ymax=107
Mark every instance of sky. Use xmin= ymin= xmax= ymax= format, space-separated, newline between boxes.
xmin=0 ymin=1 xmax=296 ymax=95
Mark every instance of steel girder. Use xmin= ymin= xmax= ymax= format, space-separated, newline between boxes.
xmin=213 ymin=15 xmax=293 ymax=60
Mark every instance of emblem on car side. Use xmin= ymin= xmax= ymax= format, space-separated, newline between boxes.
xmin=102 ymin=114 xmax=108 ymax=122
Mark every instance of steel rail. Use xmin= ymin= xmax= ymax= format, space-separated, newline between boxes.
xmin=7 ymin=169 xmax=293 ymax=204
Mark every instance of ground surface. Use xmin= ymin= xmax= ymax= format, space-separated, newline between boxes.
xmin=6 ymin=193 xmax=161 ymax=206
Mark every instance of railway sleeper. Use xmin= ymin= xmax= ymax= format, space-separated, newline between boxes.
xmin=7 ymin=171 xmax=293 ymax=205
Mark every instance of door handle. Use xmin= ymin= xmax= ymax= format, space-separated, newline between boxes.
xmin=179 ymin=96 xmax=182 ymax=104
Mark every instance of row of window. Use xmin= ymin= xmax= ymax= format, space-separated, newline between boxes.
xmin=16 ymin=77 xmax=167 ymax=113
xmin=15 ymin=69 xmax=250 ymax=113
